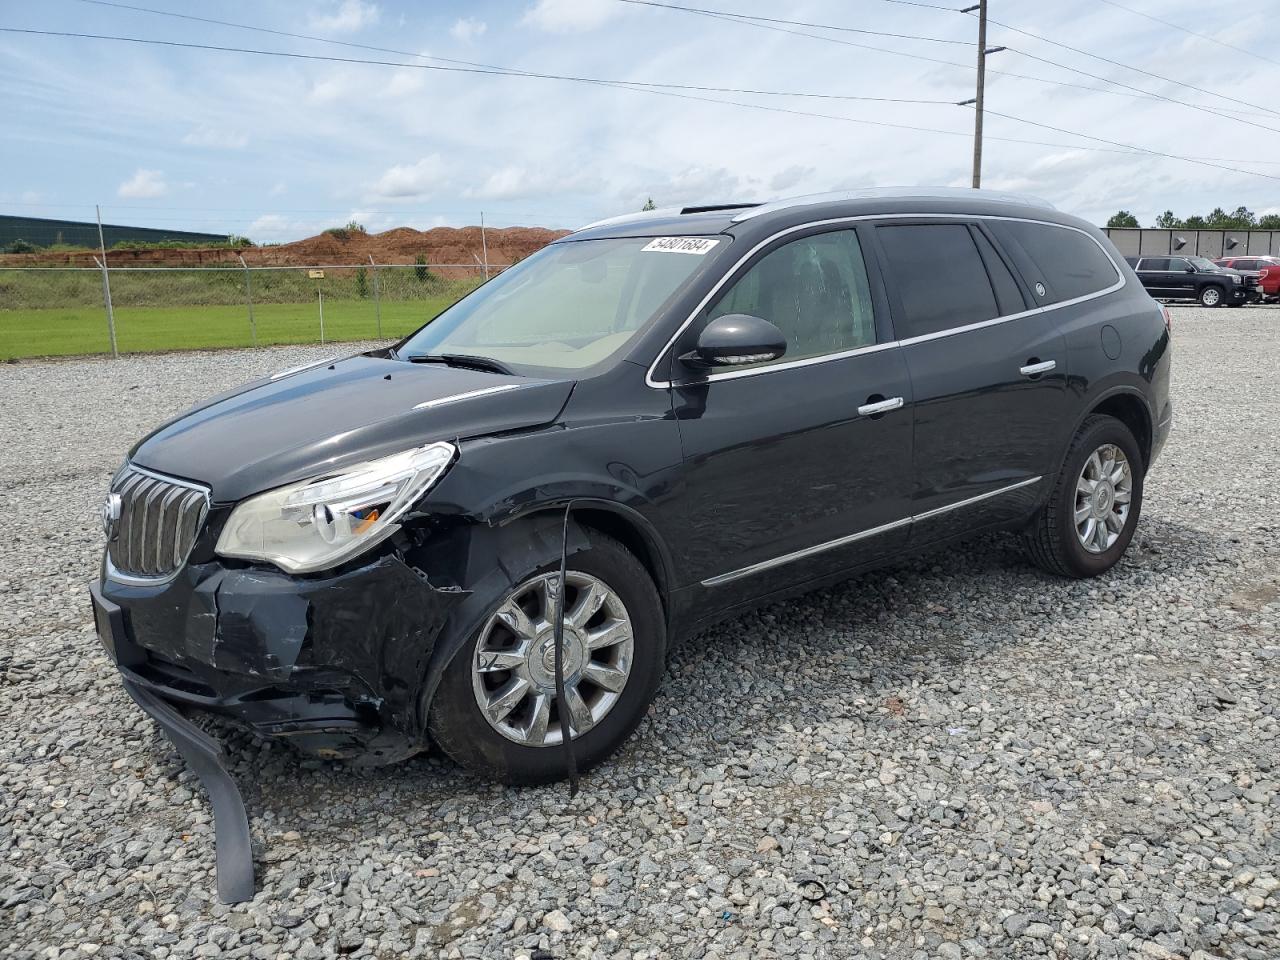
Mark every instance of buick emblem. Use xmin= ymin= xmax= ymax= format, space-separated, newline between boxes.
xmin=101 ymin=492 xmax=122 ymax=541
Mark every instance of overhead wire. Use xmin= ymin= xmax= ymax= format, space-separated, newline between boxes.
xmin=617 ymin=0 xmax=1280 ymax=128
xmin=1095 ymin=0 xmax=1280 ymax=69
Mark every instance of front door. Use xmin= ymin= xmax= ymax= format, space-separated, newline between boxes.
xmin=666 ymin=227 xmax=914 ymax=604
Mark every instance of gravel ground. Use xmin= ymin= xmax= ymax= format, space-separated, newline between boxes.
xmin=2 ymin=306 xmax=1278 ymax=960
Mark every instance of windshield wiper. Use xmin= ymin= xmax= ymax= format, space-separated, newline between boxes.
xmin=404 ymin=353 xmax=513 ymax=375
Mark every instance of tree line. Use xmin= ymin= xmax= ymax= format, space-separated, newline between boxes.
xmin=1106 ymin=207 xmax=1280 ymax=230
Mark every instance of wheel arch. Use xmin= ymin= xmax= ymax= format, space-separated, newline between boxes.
xmin=413 ymin=500 xmax=675 ymax=735
xmin=1076 ymin=386 xmax=1154 ymax=468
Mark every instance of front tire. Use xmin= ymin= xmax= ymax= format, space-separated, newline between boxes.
xmin=428 ymin=530 xmax=665 ymax=785
xmin=1199 ymin=285 xmax=1224 ymax=307
xmin=1022 ymin=415 xmax=1144 ymax=578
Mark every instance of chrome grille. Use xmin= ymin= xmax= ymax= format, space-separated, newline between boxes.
xmin=107 ymin=466 xmax=209 ymax=579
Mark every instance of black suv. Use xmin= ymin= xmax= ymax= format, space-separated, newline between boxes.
xmin=1125 ymin=254 xmax=1253 ymax=307
xmin=93 ymin=190 xmax=1172 ymax=788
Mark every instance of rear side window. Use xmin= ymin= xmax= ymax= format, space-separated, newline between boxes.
xmin=876 ymin=223 xmax=1000 ymax=338
xmin=1139 ymin=258 xmax=1169 ymax=271
xmin=992 ymin=221 xmax=1120 ymax=303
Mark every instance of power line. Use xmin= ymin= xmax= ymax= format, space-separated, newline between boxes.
xmin=615 ymin=0 xmax=973 ymax=45
xmin=618 ymin=0 xmax=1280 ymax=129
xmin=8 ymin=27 xmax=1279 ymax=183
xmin=68 ymin=0 xmax=950 ymax=106
xmin=978 ymin=107 xmax=1280 ymax=182
xmin=0 ymin=26 xmax=1153 ymax=159
xmin=976 ymin=11 xmax=1280 ymax=119
xmin=1096 ymin=0 xmax=1280 ymax=69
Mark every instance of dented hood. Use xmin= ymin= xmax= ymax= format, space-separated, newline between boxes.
xmin=130 ymin=354 xmax=574 ymax=503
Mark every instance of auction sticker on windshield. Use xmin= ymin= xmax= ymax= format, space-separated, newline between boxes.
xmin=641 ymin=237 xmax=720 ymax=255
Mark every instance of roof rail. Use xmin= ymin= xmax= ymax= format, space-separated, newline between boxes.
xmin=579 ymin=202 xmax=761 ymax=231
xmin=730 ymin=187 xmax=1056 ymax=222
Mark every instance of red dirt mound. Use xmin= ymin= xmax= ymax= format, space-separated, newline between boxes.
xmin=0 ymin=225 xmax=571 ymax=268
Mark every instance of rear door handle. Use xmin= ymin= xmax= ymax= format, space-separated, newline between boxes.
xmin=857 ymin=396 xmax=904 ymax=417
xmin=1019 ymin=360 xmax=1056 ymax=377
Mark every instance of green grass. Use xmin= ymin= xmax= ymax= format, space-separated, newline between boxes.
xmin=0 ymin=298 xmax=459 ymax=359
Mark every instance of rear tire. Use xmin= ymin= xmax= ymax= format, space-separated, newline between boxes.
xmin=1198 ymin=285 xmax=1224 ymax=307
xmin=428 ymin=530 xmax=665 ymax=785
xmin=1022 ymin=415 xmax=1144 ymax=579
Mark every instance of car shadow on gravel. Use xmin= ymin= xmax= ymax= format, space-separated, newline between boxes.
xmin=198 ymin=511 xmax=1251 ymax=845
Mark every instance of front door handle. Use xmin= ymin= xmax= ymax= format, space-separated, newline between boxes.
xmin=1019 ymin=359 xmax=1057 ymax=377
xmin=857 ymin=396 xmax=904 ymax=417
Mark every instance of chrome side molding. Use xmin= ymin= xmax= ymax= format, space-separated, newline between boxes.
xmin=701 ymin=476 xmax=1042 ymax=587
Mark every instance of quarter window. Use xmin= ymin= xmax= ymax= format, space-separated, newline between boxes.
xmin=706 ymin=229 xmax=876 ymax=365
xmin=990 ymin=221 xmax=1121 ymax=303
xmin=876 ymin=223 xmax=1001 ymax=338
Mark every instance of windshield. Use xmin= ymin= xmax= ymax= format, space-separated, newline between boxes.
xmin=1188 ymin=257 xmax=1226 ymax=272
xmin=398 ymin=236 xmax=724 ymax=376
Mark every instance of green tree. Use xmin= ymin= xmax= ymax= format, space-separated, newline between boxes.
xmin=1259 ymin=214 xmax=1280 ymax=229
xmin=356 ymin=267 xmax=368 ymax=299
xmin=1230 ymin=206 xmax=1256 ymax=229
xmin=1205 ymin=207 xmax=1234 ymax=229
xmin=1154 ymin=210 xmax=1180 ymax=228
xmin=1106 ymin=210 xmax=1139 ymax=228
xmin=641 ymin=197 xmax=657 ymax=211
xmin=414 ymin=253 xmax=430 ymax=283
xmin=1183 ymin=215 xmax=1207 ymax=229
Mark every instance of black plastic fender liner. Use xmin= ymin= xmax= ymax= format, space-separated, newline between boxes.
xmin=121 ymin=679 xmax=256 ymax=905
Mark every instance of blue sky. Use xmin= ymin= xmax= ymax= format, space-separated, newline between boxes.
xmin=2 ymin=0 xmax=1277 ymax=242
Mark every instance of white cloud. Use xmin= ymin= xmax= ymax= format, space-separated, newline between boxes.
xmin=450 ymin=18 xmax=487 ymax=42
xmin=116 ymin=168 xmax=168 ymax=199
xmin=370 ymin=156 xmax=448 ymax=198
xmin=522 ymin=0 xmax=618 ymax=33
xmin=309 ymin=0 xmax=379 ymax=33
xmin=182 ymin=126 xmax=248 ymax=149
xmin=464 ymin=165 xmax=604 ymax=201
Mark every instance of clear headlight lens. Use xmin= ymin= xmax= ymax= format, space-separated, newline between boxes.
xmin=215 ymin=442 xmax=456 ymax=573
xmin=1231 ymin=274 xmax=1242 ymax=284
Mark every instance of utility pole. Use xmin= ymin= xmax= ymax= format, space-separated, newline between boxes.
xmin=959 ymin=0 xmax=1003 ymax=189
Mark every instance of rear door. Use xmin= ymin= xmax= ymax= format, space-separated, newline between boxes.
xmin=871 ymin=219 xmax=1069 ymax=542
xmin=668 ymin=226 xmax=914 ymax=602
xmin=1136 ymin=257 xmax=1171 ymax=296
xmin=1166 ymin=257 xmax=1197 ymax=299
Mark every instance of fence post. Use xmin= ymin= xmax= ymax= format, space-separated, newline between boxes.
xmin=480 ymin=210 xmax=490 ymax=280
xmin=369 ymin=254 xmax=382 ymax=339
xmin=318 ymin=290 xmax=325 ymax=344
xmin=93 ymin=256 xmax=119 ymax=359
xmin=94 ymin=204 xmax=119 ymax=358
xmin=238 ymin=255 xmax=257 ymax=347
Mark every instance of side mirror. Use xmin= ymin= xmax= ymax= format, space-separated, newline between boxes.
xmin=681 ymin=314 xmax=786 ymax=369
xmin=1184 ymin=266 xmax=1196 ymax=273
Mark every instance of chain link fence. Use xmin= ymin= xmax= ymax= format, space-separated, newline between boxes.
xmin=0 ymin=262 xmax=507 ymax=359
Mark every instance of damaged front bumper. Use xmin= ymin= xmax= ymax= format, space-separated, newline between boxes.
xmin=96 ymin=551 xmax=467 ymax=763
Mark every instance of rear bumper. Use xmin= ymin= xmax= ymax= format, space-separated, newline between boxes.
xmin=96 ymin=551 xmax=468 ymax=763
xmin=1151 ymin=400 xmax=1173 ymax=465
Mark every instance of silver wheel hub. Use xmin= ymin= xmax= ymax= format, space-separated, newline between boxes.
xmin=1074 ymin=443 xmax=1133 ymax=554
xmin=471 ymin=571 xmax=633 ymax=747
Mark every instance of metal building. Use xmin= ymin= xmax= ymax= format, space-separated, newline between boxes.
xmin=0 ymin=214 xmax=226 ymax=249
xmin=1104 ymin=228 xmax=1280 ymax=259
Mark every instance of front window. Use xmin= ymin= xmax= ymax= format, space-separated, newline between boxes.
xmin=398 ymin=237 xmax=723 ymax=376
xmin=1187 ymin=256 xmax=1226 ymax=273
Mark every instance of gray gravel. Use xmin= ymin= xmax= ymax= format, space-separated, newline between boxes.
xmin=2 ymin=307 xmax=1278 ymax=959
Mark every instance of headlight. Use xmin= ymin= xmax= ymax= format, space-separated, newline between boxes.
xmin=1232 ymin=275 xmax=1242 ymax=284
xmin=215 ymin=442 xmax=456 ymax=573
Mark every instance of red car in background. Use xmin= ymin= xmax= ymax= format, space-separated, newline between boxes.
xmin=1216 ymin=256 xmax=1280 ymax=301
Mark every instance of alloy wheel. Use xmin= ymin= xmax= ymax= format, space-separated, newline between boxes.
xmin=1074 ymin=443 xmax=1133 ymax=554
xmin=471 ymin=571 xmax=634 ymax=746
